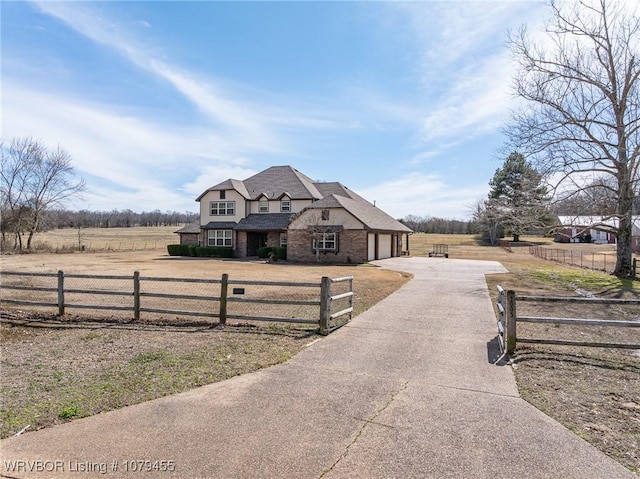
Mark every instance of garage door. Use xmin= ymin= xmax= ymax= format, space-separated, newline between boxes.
xmin=378 ymin=234 xmax=392 ymax=259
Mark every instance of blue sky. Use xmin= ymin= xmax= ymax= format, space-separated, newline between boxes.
xmin=2 ymin=1 xmax=549 ymax=220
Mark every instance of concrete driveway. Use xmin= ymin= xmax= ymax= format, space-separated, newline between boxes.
xmin=1 ymin=257 xmax=635 ymax=478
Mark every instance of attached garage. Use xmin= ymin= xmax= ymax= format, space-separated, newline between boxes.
xmin=367 ymin=233 xmax=394 ymax=260
xmin=377 ymin=234 xmax=392 ymax=259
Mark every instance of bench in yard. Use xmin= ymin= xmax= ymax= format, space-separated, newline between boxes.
xmin=428 ymin=244 xmax=449 ymax=258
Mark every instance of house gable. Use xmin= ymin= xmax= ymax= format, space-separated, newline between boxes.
xmin=199 ymin=188 xmax=246 ymax=225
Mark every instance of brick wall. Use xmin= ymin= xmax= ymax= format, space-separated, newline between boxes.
xmin=236 ymin=231 xmax=247 ymax=258
xmin=287 ymin=229 xmax=368 ymax=263
xmin=179 ymin=233 xmax=199 ymax=245
xmin=266 ymin=231 xmax=282 ymax=248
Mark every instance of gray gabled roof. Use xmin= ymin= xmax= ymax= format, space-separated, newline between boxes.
xmin=196 ymin=178 xmax=250 ymax=201
xmin=243 ymin=166 xmax=323 ymax=200
xmin=314 ymin=182 xmax=367 ymax=201
xmin=306 ymin=194 xmax=412 ymax=233
xmin=174 ymin=222 xmax=201 ymax=234
xmin=197 ymin=166 xmax=324 ymax=201
xmin=235 ymin=213 xmax=297 ymax=232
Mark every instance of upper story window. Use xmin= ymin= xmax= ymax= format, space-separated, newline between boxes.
xmin=321 ymin=209 xmax=330 ymax=221
xmin=280 ymin=200 xmax=291 ymax=212
xmin=219 ymin=190 xmax=226 ymax=199
xmin=259 ymin=200 xmax=269 ymax=213
xmin=210 ymin=201 xmax=235 ymax=216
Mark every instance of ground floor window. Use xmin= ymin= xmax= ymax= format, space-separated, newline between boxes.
xmin=313 ymin=232 xmax=337 ymax=250
xmin=208 ymin=229 xmax=232 ymax=247
xmin=280 ymin=232 xmax=287 ymax=247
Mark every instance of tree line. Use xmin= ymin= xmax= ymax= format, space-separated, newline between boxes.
xmin=46 ymin=209 xmax=198 ymax=229
xmin=399 ymin=215 xmax=477 ymax=235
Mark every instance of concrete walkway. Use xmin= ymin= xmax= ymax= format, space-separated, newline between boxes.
xmin=1 ymin=257 xmax=635 ymax=479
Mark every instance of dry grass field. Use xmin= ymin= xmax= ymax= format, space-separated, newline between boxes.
xmin=1 ymin=229 xmax=639 ymax=473
xmin=22 ymin=225 xmax=179 ymax=252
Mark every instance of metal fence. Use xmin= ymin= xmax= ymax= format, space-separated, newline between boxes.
xmin=528 ymin=244 xmax=638 ymax=275
xmin=22 ymin=240 xmax=175 ymax=253
xmin=0 ymin=271 xmax=353 ymax=334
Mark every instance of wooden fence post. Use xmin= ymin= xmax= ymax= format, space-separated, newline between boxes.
xmin=57 ymin=270 xmax=65 ymax=316
xmin=133 ymin=271 xmax=140 ymax=321
xmin=505 ymin=289 xmax=517 ymax=354
xmin=219 ymin=273 xmax=228 ymax=326
xmin=319 ymin=276 xmax=331 ymax=335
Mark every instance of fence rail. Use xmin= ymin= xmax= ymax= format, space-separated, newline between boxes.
xmin=0 ymin=270 xmax=353 ymax=334
xmin=496 ymin=285 xmax=640 ymax=353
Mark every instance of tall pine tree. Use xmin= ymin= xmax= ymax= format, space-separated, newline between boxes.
xmin=488 ymin=152 xmax=552 ymax=242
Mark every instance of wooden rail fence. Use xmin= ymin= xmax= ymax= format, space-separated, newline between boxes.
xmin=496 ymin=285 xmax=640 ymax=353
xmin=0 ymin=271 xmax=353 ymax=335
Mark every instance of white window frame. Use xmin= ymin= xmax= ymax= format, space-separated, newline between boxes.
xmin=280 ymin=200 xmax=291 ymax=212
xmin=313 ymin=232 xmax=337 ymax=250
xmin=208 ymin=229 xmax=233 ymax=247
xmin=258 ymin=200 xmax=269 ymax=213
xmin=280 ymin=233 xmax=287 ymax=247
xmin=210 ymin=201 xmax=235 ymax=216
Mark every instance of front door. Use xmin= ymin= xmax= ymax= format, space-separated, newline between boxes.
xmin=247 ymin=232 xmax=268 ymax=256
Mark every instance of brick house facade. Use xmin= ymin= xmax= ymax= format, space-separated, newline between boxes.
xmin=178 ymin=166 xmax=412 ymax=262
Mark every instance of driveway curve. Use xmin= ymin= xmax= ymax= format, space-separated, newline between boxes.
xmin=1 ymin=257 xmax=635 ymax=478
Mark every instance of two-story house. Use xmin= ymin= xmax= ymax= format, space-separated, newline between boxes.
xmin=176 ymin=165 xmax=412 ymax=262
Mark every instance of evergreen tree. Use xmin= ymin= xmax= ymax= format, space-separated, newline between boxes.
xmin=488 ymin=152 xmax=552 ymax=242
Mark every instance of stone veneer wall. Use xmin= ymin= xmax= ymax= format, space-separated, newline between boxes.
xmin=287 ymin=229 xmax=368 ymax=263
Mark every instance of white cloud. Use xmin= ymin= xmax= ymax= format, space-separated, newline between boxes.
xmin=356 ymin=172 xmax=488 ymax=220
xmin=377 ymin=1 xmax=547 ymax=146
xmin=2 ymin=81 xmax=258 ymax=212
xmin=182 ymin=164 xmax=259 ymax=199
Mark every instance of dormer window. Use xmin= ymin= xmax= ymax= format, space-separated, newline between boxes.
xmin=259 ymin=200 xmax=269 ymax=213
xmin=280 ymin=200 xmax=291 ymax=212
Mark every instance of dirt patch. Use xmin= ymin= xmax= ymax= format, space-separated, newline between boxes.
xmin=1 ymin=250 xmax=411 ymax=439
xmin=513 ymin=345 xmax=640 ymax=473
xmin=0 ymin=312 xmax=314 ymax=438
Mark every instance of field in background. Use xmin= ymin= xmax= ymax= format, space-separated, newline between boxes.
xmin=24 ymin=225 xmax=180 ymax=252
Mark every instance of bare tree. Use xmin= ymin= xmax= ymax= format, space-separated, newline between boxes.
xmin=506 ymin=0 xmax=640 ymax=278
xmin=470 ymin=198 xmax=504 ymax=245
xmin=1 ymin=138 xmax=86 ymax=250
